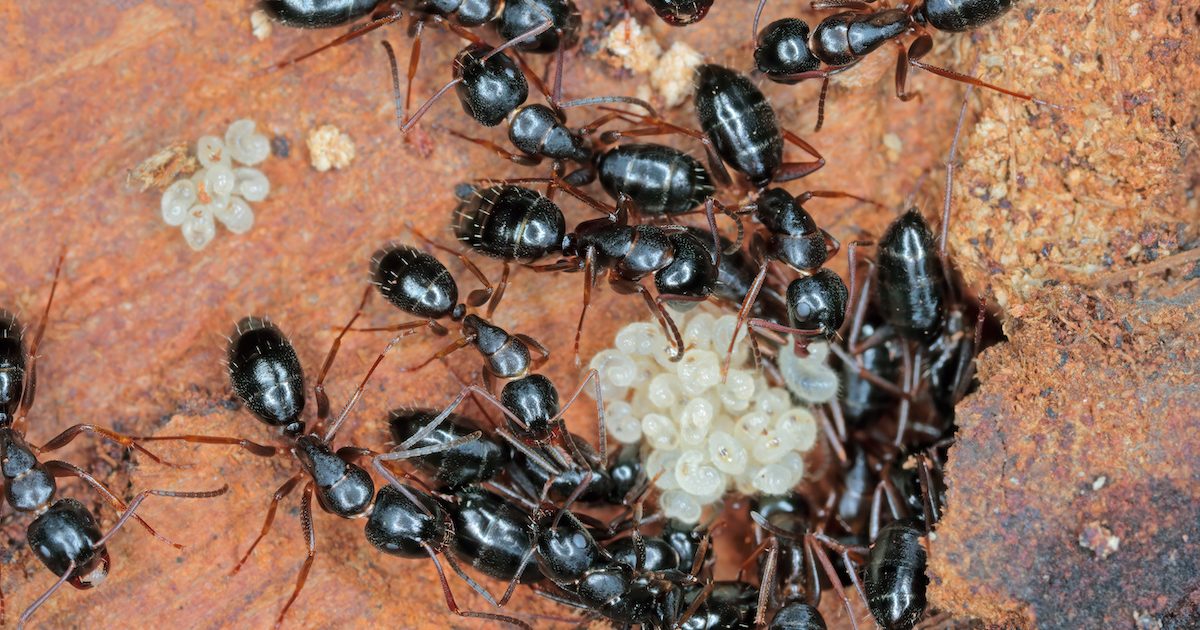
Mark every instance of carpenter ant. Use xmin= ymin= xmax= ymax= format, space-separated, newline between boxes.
xmin=0 ymin=256 xmax=227 ymax=629
xmin=752 ymin=0 xmax=1050 ymax=130
xmin=836 ymin=90 xmax=986 ymax=446
xmin=137 ymin=294 xmax=499 ymax=627
xmin=386 ymin=18 xmax=654 ymax=182
xmin=452 ymin=181 xmax=723 ymax=364
xmin=595 ymin=143 xmax=716 ymax=217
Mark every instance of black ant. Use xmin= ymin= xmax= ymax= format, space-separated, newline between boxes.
xmin=0 ymin=256 xmax=227 ymax=629
xmin=449 ymin=179 xmax=724 ymax=364
xmin=386 ymin=16 xmax=656 ymax=183
xmin=752 ymin=0 xmax=1052 ymax=130
xmin=136 ymin=294 xmax=502 ymax=627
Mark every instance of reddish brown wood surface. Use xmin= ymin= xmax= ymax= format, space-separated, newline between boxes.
xmin=1 ymin=1 xmax=1193 ymax=628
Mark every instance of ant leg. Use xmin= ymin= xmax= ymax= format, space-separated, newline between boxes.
xmin=815 ymin=75 xmax=830 ymax=131
xmin=423 ymin=545 xmax=533 ymax=629
xmin=753 ymin=538 xmax=778 ymax=625
xmin=893 ymin=345 xmax=924 ymax=446
xmin=940 ymin=86 xmax=972 ymax=262
xmin=321 ymin=328 xmax=417 ymax=442
xmin=17 ymin=560 xmax=72 ymax=630
xmin=130 ymin=433 xmax=277 ymax=457
xmin=35 ymin=424 xmax=180 ymax=466
xmin=747 ymin=318 xmax=828 ymax=357
xmin=14 ymin=252 xmax=65 ymax=424
xmin=371 ymin=431 xmax=483 ymax=487
xmin=314 ymin=285 xmax=373 ymax=423
xmin=500 ymin=544 xmax=538 ymax=606
xmin=827 ymin=343 xmax=908 ymax=399
xmin=232 ymin=473 xmax=305 ymax=575
xmin=395 ymin=335 xmax=472 ymax=374
xmin=796 ymin=189 xmax=883 ymax=209
xmin=817 ymin=406 xmax=848 ymax=463
xmin=810 ymin=0 xmax=873 ymax=10
xmin=41 ymin=460 xmax=182 ymax=548
xmin=274 ymin=483 xmax=316 ymax=630
xmin=843 ymin=241 xmax=875 ymax=344
xmin=609 ymin=276 xmax=686 ymax=362
xmin=806 ymin=535 xmax=864 ymax=630
xmin=487 ymin=262 xmax=511 ymax=318
xmin=905 ymin=29 xmax=1050 ymax=106
xmin=274 ymin=7 xmax=404 ymax=70
xmin=723 ymin=257 xmax=770 ymax=379
xmin=773 ymin=130 xmax=826 ymax=182
xmin=443 ymin=128 xmax=542 ymax=166
xmin=517 ymin=334 xmax=552 ymax=370
xmin=571 ymin=248 xmax=598 ymax=368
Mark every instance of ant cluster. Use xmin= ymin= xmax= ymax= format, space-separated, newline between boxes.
xmin=6 ymin=0 xmax=1042 ymax=628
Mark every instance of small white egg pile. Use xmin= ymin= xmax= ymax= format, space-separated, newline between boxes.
xmin=161 ymin=119 xmax=271 ymax=251
xmin=588 ymin=308 xmax=821 ymax=524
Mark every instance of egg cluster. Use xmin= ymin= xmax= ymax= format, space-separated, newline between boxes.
xmin=588 ymin=308 xmax=830 ymax=523
xmin=161 ymin=119 xmax=271 ymax=251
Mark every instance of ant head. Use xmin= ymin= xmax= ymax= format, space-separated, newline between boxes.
xmin=453 ymin=44 xmax=529 ymax=127
xmin=754 ymin=18 xmax=820 ymax=83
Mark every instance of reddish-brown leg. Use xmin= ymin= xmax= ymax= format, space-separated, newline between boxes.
xmin=42 ymin=461 xmax=180 ymax=548
xmin=773 ymin=130 xmax=826 ymax=181
xmin=273 ymin=482 xmax=316 ymax=630
xmin=14 ymin=252 xmax=65 ymax=425
xmin=423 ymin=544 xmax=533 ymax=629
xmin=274 ymin=7 xmax=404 ymax=70
xmin=36 ymin=424 xmax=178 ymax=466
xmin=314 ymin=285 xmax=374 ymax=423
xmin=232 ymin=473 xmax=304 ymax=575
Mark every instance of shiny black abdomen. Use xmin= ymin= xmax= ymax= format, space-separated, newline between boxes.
xmin=371 ymin=245 xmax=458 ymax=319
xmin=645 ymin=0 xmax=713 ymax=26
xmin=756 ymin=188 xmax=830 ymax=273
xmin=865 ymin=519 xmax=928 ymax=630
xmin=876 ymin=209 xmax=946 ymax=342
xmin=597 ymin=144 xmax=714 ymax=216
xmin=227 ymin=318 xmax=306 ymax=428
xmin=260 ymin=0 xmax=379 ymax=28
xmin=449 ymin=486 xmax=543 ymax=582
xmin=694 ymin=65 xmax=783 ymax=188
xmin=0 ymin=312 xmax=26 ymax=426
xmin=918 ymin=0 xmax=1015 ymax=32
xmin=364 ymin=484 xmax=447 ymax=558
xmin=454 ymin=185 xmax=566 ymax=262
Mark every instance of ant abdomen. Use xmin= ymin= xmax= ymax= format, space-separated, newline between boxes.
xmin=596 ymin=143 xmax=715 ymax=216
xmin=916 ymin=0 xmax=1016 ymax=32
xmin=260 ymin=0 xmax=380 ymax=28
xmin=227 ymin=317 xmax=307 ymax=433
xmin=865 ymin=519 xmax=928 ymax=630
xmin=371 ymin=244 xmax=460 ymax=319
xmin=876 ymin=209 xmax=947 ymax=342
xmin=0 ymin=311 xmax=26 ymax=426
xmin=811 ymin=10 xmax=909 ymax=66
xmin=364 ymin=484 xmax=448 ymax=558
xmin=454 ymin=185 xmax=566 ymax=262
xmin=450 ymin=487 xmax=545 ymax=582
